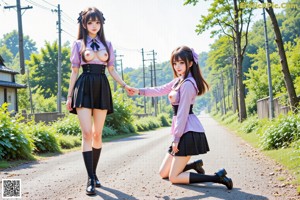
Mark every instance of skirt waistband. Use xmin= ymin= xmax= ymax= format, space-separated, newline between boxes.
xmin=172 ymin=105 xmax=193 ymax=116
xmin=82 ymin=64 xmax=106 ymax=74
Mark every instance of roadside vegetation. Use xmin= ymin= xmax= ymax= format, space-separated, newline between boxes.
xmin=211 ymin=110 xmax=300 ymax=194
xmin=0 ymin=100 xmax=172 ymax=169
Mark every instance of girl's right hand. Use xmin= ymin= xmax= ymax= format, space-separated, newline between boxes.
xmin=66 ymin=97 xmax=72 ymax=111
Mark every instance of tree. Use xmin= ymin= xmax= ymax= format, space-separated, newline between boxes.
xmin=184 ymin=0 xmax=253 ymax=121
xmin=0 ymin=45 xmax=13 ymax=64
xmin=0 ymin=30 xmax=37 ymax=60
xmin=281 ymin=0 xmax=300 ymax=44
xmin=258 ymin=0 xmax=299 ymax=111
xmin=26 ymin=41 xmax=70 ymax=99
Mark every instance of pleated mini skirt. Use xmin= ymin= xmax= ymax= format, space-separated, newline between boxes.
xmin=70 ymin=64 xmax=113 ymax=115
xmin=168 ymin=131 xmax=210 ymax=156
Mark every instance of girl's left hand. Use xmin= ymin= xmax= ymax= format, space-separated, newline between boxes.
xmin=171 ymin=142 xmax=179 ymax=155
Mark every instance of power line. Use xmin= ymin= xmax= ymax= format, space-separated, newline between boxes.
xmin=24 ymin=0 xmax=51 ymax=11
xmin=62 ymin=29 xmax=76 ymax=40
xmin=61 ymin=11 xmax=76 ymax=24
xmin=113 ymin=44 xmax=140 ymax=52
xmin=40 ymin=0 xmax=56 ymax=8
xmin=61 ymin=19 xmax=77 ymax=31
xmin=1 ymin=0 xmax=9 ymax=6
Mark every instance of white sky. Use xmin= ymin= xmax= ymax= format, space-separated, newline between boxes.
xmin=0 ymin=0 xmax=287 ymax=69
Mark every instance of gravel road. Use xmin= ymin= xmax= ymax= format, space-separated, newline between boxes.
xmin=0 ymin=114 xmax=298 ymax=200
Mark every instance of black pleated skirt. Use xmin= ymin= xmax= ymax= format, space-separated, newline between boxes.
xmin=70 ymin=64 xmax=113 ymax=115
xmin=168 ymin=131 xmax=210 ymax=156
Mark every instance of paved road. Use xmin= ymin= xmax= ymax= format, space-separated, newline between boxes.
xmin=0 ymin=114 xmax=298 ymax=200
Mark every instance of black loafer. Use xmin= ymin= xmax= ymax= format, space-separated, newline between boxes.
xmin=86 ymin=178 xmax=96 ymax=195
xmin=94 ymin=175 xmax=102 ymax=187
xmin=215 ymin=168 xmax=233 ymax=190
xmin=194 ymin=159 xmax=205 ymax=174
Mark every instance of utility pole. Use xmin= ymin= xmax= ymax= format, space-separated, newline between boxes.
xmin=116 ymin=58 xmax=124 ymax=93
xmin=141 ymin=48 xmax=146 ymax=114
xmin=113 ymin=51 xmax=124 ymax=92
xmin=27 ymin=68 xmax=34 ymax=114
xmin=151 ymin=50 xmax=158 ymax=116
xmin=4 ymin=0 xmax=32 ymax=75
xmin=262 ymin=2 xmax=274 ymax=119
xmin=52 ymin=4 xmax=62 ymax=113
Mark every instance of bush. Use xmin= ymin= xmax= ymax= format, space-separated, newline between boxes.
xmin=105 ymin=93 xmax=136 ymax=134
xmin=57 ymin=134 xmax=81 ymax=149
xmin=222 ymin=111 xmax=238 ymax=125
xmin=25 ymin=122 xmax=60 ymax=153
xmin=0 ymin=103 xmax=34 ymax=160
xmin=158 ymin=113 xmax=171 ymax=127
xmin=102 ymin=126 xmax=117 ymax=138
xmin=134 ymin=116 xmax=162 ymax=132
xmin=241 ymin=115 xmax=259 ymax=134
xmin=261 ymin=114 xmax=300 ymax=150
xmin=53 ymin=114 xmax=81 ymax=136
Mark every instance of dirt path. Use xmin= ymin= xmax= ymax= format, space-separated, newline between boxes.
xmin=0 ymin=114 xmax=298 ymax=200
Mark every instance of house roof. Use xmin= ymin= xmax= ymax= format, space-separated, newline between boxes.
xmin=0 ymin=55 xmax=20 ymax=74
xmin=0 ymin=80 xmax=27 ymax=88
xmin=0 ymin=65 xmax=20 ymax=75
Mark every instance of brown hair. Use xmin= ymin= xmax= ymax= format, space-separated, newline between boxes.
xmin=170 ymin=46 xmax=209 ymax=96
xmin=77 ymin=7 xmax=110 ymax=62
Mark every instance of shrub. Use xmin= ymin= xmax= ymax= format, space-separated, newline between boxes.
xmin=25 ymin=122 xmax=60 ymax=153
xmin=261 ymin=114 xmax=300 ymax=150
xmin=221 ymin=111 xmax=238 ymax=125
xmin=241 ymin=115 xmax=259 ymax=134
xmin=158 ymin=113 xmax=171 ymax=127
xmin=105 ymin=93 xmax=136 ymax=134
xmin=53 ymin=114 xmax=81 ymax=136
xmin=0 ymin=103 xmax=34 ymax=160
xmin=57 ymin=134 xmax=81 ymax=149
xmin=134 ymin=116 xmax=162 ymax=132
xmin=102 ymin=126 xmax=117 ymax=138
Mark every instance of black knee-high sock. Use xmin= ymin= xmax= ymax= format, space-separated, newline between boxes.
xmin=82 ymin=151 xmax=93 ymax=179
xmin=189 ymin=172 xmax=219 ymax=183
xmin=92 ymin=147 xmax=102 ymax=175
xmin=183 ymin=162 xmax=196 ymax=172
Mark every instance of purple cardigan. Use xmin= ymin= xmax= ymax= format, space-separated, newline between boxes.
xmin=70 ymin=36 xmax=115 ymax=67
xmin=139 ymin=73 xmax=205 ymax=142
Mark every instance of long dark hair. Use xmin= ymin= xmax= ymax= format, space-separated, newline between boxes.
xmin=77 ymin=7 xmax=110 ymax=61
xmin=170 ymin=46 xmax=209 ymax=96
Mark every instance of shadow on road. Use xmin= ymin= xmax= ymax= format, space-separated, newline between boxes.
xmin=168 ymin=184 xmax=269 ymax=200
xmin=95 ymin=186 xmax=138 ymax=200
xmin=0 ymin=160 xmax=42 ymax=172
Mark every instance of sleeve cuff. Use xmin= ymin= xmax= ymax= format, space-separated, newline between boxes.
xmin=139 ymin=88 xmax=146 ymax=95
xmin=173 ymin=136 xmax=180 ymax=143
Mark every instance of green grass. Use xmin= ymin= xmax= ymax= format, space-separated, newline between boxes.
xmin=211 ymin=112 xmax=300 ymax=195
xmin=0 ymin=159 xmax=35 ymax=170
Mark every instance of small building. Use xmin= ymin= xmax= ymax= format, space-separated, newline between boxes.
xmin=0 ymin=55 xmax=26 ymax=112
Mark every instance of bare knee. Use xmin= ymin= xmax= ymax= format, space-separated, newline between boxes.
xmin=169 ymin=175 xmax=179 ymax=184
xmin=82 ymin=129 xmax=93 ymax=141
xmin=93 ymin=131 xmax=102 ymax=140
xmin=159 ymin=170 xmax=169 ymax=179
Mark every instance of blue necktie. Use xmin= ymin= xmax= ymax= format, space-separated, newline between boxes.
xmin=91 ymin=39 xmax=100 ymax=51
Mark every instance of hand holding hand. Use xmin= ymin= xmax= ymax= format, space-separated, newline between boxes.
xmin=125 ymin=85 xmax=139 ymax=96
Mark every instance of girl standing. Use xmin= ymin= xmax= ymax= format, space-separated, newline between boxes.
xmin=130 ymin=46 xmax=233 ymax=190
xmin=66 ymin=7 xmax=130 ymax=195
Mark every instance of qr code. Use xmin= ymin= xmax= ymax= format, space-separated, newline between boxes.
xmin=2 ymin=179 xmax=21 ymax=198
